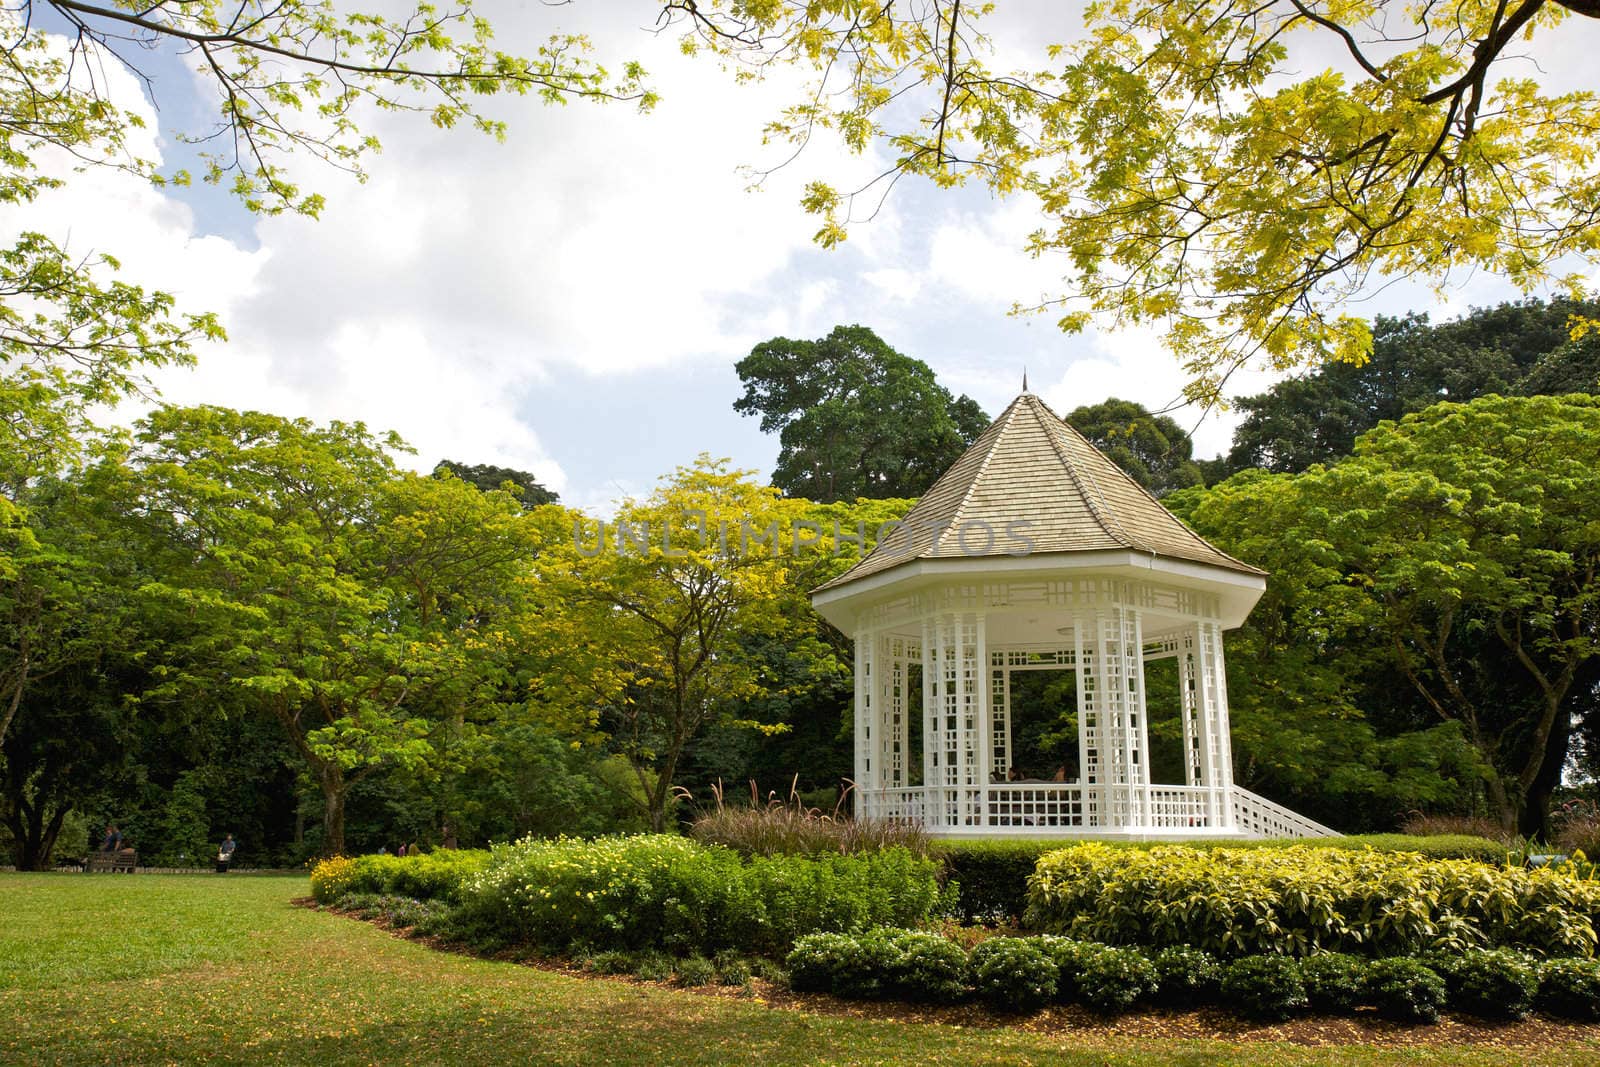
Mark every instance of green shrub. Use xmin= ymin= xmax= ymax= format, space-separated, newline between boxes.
xmin=1299 ymin=952 xmax=1365 ymax=1013
xmin=1432 ymin=948 xmax=1539 ymax=1019
xmin=889 ymin=931 xmax=969 ymax=1003
xmin=830 ymin=931 xmax=902 ymax=999
xmin=712 ymin=950 xmax=752 ymax=987
xmin=1220 ymin=957 xmax=1307 ymax=1021
xmin=1538 ymin=958 xmax=1600 ymax=1020
xmin=588 ymin=950 xmax=634 ymax=976
xmin=676 ymin=955 xmax=717 ymax=987
xmin=931 ymin=836 xmax=1503 ymax=926
xmin=1151 ymin=946 xmax=1222 ymax=1006
xmin=308 ymin=850 xmax=490 ymax=905
xmin=1035 ymin=936 xmax=1104 ymax=1003
xmin=631 ymin=950 xmax=674 ymax=982
xmin=934 ymin=841 xmax=1063 ymax=923
xmin=453 ymin=835 xmax=950 ymax=957
xmin=1364 ymin=959 xmax=1447 ymax=1023
xmin=1027 ymin=842 xmax=1600 ymax=957
xmin=1076 ymin=946 xmax=1159 ymax=1014
xmin=309 ymin=857 xmax=358 ymax=904
xmin=970 ymin=937 xmax=1058 ymax=1012
xmin=786 ymin=933 xmax=860 ymax=993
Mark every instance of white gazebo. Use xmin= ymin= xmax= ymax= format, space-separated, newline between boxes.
xmin=811 ymin=391 xmax=1334 ymax=839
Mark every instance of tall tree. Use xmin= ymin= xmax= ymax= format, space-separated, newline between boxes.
xmin=668 ymin=1 xmax=1600 ymax=399
xmin=734 ymin=325 xmax=987 ymax=502
xmin=432 ymin=460 xmax=558 ymax=507
xmin=1064 ymin=398 xmax=1205 ymax=497
xmin=1224 ymin=296 xmax=1600 ymax=475
xmin=1179 ymin=395 xmax=1600 ymax=833
xmin=531 ymin=458 xmax=831 ymax=830
xmin=130 ymin=405 xmax=535 ymax=854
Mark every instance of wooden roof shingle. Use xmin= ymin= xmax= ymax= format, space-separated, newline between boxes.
xmin=813 ymin=392 xmax=1264 ymax=593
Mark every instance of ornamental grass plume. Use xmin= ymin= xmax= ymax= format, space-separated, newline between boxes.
xmin=686 ymin=777 xmax=932 ymax=858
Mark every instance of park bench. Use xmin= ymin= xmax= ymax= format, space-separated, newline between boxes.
xmin=85 ymin=850 xmax=137 ymax=873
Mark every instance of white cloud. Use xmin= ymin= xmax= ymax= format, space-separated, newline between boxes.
xmin=861 ymin=268 xmax=921 ymax=302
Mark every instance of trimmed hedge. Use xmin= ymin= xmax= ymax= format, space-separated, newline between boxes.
xmin=778 ymin=930 xmax=1594 ymax=1023
xmin=1027 ymin=843 xmax=1600 ymax=957
xmin=935 ymin=834 xmax=1507 ymax=925
xmin=449 ymin=835 xmax=952 ymax=957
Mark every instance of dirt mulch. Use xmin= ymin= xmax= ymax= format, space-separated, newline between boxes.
xmin=296 ymin=899 xmax=1600 ymax=1050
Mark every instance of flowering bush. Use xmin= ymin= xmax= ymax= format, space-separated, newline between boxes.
xmin=309 ymin=856 xmax=358 ymax=903
xmin=309 ymin=850 xmax=489 ymax=904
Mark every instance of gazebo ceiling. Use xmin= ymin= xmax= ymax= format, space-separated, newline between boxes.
xmin=812 ymin=391 xmax=1265 ymax=605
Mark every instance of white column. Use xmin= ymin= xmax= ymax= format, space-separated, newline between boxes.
xmin=1190 ymin=619 xmax=1236 ymax=829
xmin=971 ymin=612 xmax=988 ymax=827
xmin=853 ymin=629 xmax=874 ymax=817
xmin=1125 ymin=606 xmax=1152 ymax=829
xmin=921 ymin=613 xmax=942 ymax=829
xmin=1180 ymin=630 xmax=1202 ymax=789
xmin=1073 ymin=618 xmax=1102 ymax=827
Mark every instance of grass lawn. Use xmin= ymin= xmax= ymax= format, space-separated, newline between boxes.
xmin=3 ymin=874 xmax=1599 ymax=1066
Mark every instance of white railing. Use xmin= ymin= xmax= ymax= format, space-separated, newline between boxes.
xmin=1231 ymin=786 xmax=1338 ymax=838
xmin=859 ymin=783 xmax=1335 ymax=838
xmin=982 ymin=782 xmax=1091 ymax=829
xmin=860 ymin=783 xmax=1233 ymax=834
xmin=860 ymin=786 xmax=925 ymax=823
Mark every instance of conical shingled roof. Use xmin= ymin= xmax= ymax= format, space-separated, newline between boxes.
xmin=813 ymin=392 xmax=1264 ymax=593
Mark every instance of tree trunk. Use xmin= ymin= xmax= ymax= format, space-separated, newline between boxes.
xmin=7 ymin=797 xmax=67 ymax=871
xmin=1484 ymin=773 xmax=1518 ymax=834
xmin=321 ymin=765 xmax=348 ymax=856
xmin=1520 ymin=705 xmax=1571 ymax=840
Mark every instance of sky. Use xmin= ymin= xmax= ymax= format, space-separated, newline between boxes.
xmin=7 ymin=2 xmax=1594 ymax=514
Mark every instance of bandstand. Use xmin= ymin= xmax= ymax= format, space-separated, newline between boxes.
xmin=810 ymin=391 xmax=1334 ymax=839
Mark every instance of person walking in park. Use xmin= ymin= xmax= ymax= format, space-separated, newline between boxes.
xmin=216 ymin=834 xmax=236 ymax=873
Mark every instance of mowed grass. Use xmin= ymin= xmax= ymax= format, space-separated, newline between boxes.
xmin=1 ymin=874 xmax=1598 ymax=1066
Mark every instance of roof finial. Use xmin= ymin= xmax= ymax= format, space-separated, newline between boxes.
xmin=1022 ymin=367 xmax=1029 ymax=393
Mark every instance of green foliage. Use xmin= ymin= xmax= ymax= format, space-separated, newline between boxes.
xmin=630 ymin=950 xmax=674 ymax=982
xmin=711 ymin=950 xmax=753 ymax=987
xmin=1537 ymin=958 xmax=1600 ymax=1021
xmin=937 ymin=836 xmax=1506 ymax=927
xmin=309 ymin=850 xmax=490 ymax=905
xmin=1299 ymin=953 xmax=1366 ymax=1014
xmin=1431 ymin=949 xmax=1540 ymax=1020
xmin=888 ymin=931 xmax=970 ymax=1004
xmin=1064 ymin=398 xmax=1205 ymax=497
xmin=1363 ymin=959 xmax=1448 ymax=1023
xmin=452 ymin=835 xmax=950 ymax=958
xmin=1177 ymin=394 xmax=1600 ymax=836
xmin=1223 ymin=297 xmax=1600 ymax=476
xmin=1027 ymin=843 xmax=1600 ymax=957
xmin=587 ymin=950 xmax=634 ymax=976
xmin=733 ymin=325 xmax=987 ymax=502
xmin=1075 ymin=947 xmax=1159 ymax=1014
xmin=675 ymin=956 xmax=718 ymax=988
xmin=1151 ymin=947 xmax=1223 ymax=1006
xmin=786 ymin=932 xmax=860 ymax=993
xmin=935 ymin=839 xmax=1064 ymax=924
xmin=1220 ymin=957 xmax=1308 ymax=1022
xmin=969 ymin=937 xmax=1058 ymax=1013
xmin=432 ymin=459 xmax=558 ymax=506
xmin=679 ymin=1 xmax=1600 ymax=399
